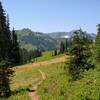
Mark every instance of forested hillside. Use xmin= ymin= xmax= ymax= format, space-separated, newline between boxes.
xmin=16 ymin=28 xmax=96 ymax=52
xmin=16 ymin=28 xmax=58 ymax=51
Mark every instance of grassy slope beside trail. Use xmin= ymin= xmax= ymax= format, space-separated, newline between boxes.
xmin=7 ymin=62 xmax=66 ymax=100
xmin=29 ymin=51 xmax=65 ymax=63
xmin=37 ymin=64 xmax=100 ymax=100
xmin=2 ymin=50 xmax=100 ymax=100
xmin=37 ymin=63 xmax=68 ymax=100
xmin=6 ymin=52 xmax=67 ymax=100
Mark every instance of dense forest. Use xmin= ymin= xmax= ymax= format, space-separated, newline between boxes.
xmin=0 ymin=1 xmax=100 ymax=100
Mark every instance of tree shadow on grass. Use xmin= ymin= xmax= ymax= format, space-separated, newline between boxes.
xmin=11 ymin=87 xmax=36 ymax=95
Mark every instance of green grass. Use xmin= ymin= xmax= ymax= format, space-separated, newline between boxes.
xmin=37 ymin=68 xmax=69 ymax=100
xmin=6 ymin=62 xmax=66 ymax=100
xmin=2 ymin=51 xmax=99 ymax=100
xmin=37 ymin=62 xmax=69 ymax=100
xmin=11 ymin=62 xmax=65 ymax=91
xmin=7 ymin=89 xmax=30 ymax=100
xmin=37 ymin=64 xmax=100 ymax=100
xmin=30 ymin=50 xmax=65 ymax=63
xmin=71 ymin=69 xmax=100 ymax=100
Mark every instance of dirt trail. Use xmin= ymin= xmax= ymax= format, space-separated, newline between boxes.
xmin=15 ymin=55 xmax=67 ymax=100
xmin=28 ymin=88 xmax=39 ymax=100
xmin=38 ymin=69 xmax=46 ymax=80
xmin=28 ymin=70 xmax=46 ymax=100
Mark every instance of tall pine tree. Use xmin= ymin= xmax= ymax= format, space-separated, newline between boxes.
xmin=60 ymin=41 xmax=65 ymax=53
xmin=65 ymin=39 xmax=69 ymax=52
xmin=0 ymin=1 xmax=13 ymax=97
xmin=11 ymin=28 xmax=20 ymax=64
xmin=95 ymin=24 xmax=100 ymax=68
xmin=68 ymin=29 xmax=93 ymax=80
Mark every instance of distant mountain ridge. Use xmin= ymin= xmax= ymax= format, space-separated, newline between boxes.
xmin=16 ymin=28 xmax=96 ymax=51
xmin=47 ymin=31 xmax=96 ymax=40
xmin=16 ymin=28 xmax=58 ymax=51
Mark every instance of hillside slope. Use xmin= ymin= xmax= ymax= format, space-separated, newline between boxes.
xmin=16 ymin=28 xmax=58 ymax=51
xmin=16 ymin=28 xmax=96 ymax=52
xmin=7 ymin=53 xmax=66 ymax=100
xmin=5 ymin=51 xmax=99 ymax=100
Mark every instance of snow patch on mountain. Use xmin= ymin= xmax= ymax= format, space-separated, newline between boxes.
xmin=62 ymin=35 xmax=70 ymax=38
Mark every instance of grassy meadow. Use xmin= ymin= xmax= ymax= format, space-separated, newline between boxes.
xmin=29 ymin=50 xmax=65 ymax=63
xmin=6 ymin=51 xmax=67 ymax=100
xmin=8 ymin=62 xmax=66 ymax=100
xmin=1 ymin=51 xmax=99 ymax=100
xmin=37 ymin=66 xmax=100 ymax=100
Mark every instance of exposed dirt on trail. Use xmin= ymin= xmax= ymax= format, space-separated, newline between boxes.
xmin=28 ymin=85 xmax=39 ymax=100
xmin=29 ymin=89 xmax=39 ymax=100
xmin=28 ymin=70 xmax=46 ymax=100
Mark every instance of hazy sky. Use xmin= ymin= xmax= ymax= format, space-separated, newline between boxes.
xmin=2 ymin=0 xmax=100 ymax=33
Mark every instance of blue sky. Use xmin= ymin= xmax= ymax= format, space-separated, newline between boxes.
xmin=2 ymin=0 xmax=100 ymax=33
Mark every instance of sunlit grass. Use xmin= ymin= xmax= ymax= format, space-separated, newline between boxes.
xmin=7 ymin=58 xmax=66 ymax=100
xmin=30 ymin=50 xmax=65 ymax=63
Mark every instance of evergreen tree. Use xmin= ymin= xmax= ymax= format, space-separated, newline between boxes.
xmin=68 ymin=29 xmax=93 ymax=80
xmin=54 ymin=50 xmax=57 ymax=56
xmin=0 ymin=60 xmax=13 ymax=97
xmin=0 ymin=2 xmax=10 ymax=59
xmin=19 ymin=48 xmax=42 ymax=63
xmin=60 ymin=41 xmax=65 ymax=53
xmin=19 ymin=48 xmax=28 ymax=63
xmin=33 ymin=48 xmax=42 ymax=58
xmin=65 ymin=39 xmax=69 ymax=52
xmin=0 ymin=1 xmax=13 ymax=97
xmin=11 ymin=28 xmax=20 ymax=64
xmin=95 ymin=24 xmax=100 ymax=68
xmin=6 ymin=14 xmax=12 ymax=60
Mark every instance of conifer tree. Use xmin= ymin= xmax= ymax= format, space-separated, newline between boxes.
xmin=54 ymin=50 xmax=57 ymax=56
xmin=95 ymin=24 xmax=100 ymax=67
xmin=11 ymin=28 xmax=20 ymax=64
xmin=6 ymin=14 xmax=12 ymax=60
xmin=65 ymin=39 xmax=69 ymax=52
xmin=60 ymin=41 xmax=65 ymax=53
xmin=68 ymin=29 xmax=93 ymax=80
xmin=0 ymin=1 xmax=13 ymax=97
xmin=0 ymin=1 xmax=8 ymax=59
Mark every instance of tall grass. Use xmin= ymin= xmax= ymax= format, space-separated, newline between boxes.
xmin=37 ymin=63 xmax=100 ymax=100
xmin=7 ymin=61 xmax=66 ymax=100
